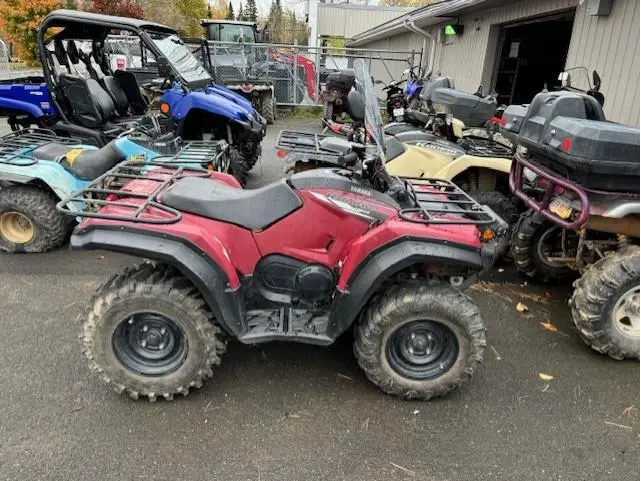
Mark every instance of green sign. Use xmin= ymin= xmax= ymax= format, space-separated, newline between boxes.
xmin=444 ymin=25 xmax=457 ymax=36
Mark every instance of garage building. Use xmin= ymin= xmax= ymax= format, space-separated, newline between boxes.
xmin=347 ymin=0 xmax=639 ymax=126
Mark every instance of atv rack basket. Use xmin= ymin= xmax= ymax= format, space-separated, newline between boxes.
xmin=146 ymin=139 xmax=229 ymax=166
xmin=399 ymin=176 xmax=502 ymax=228
xmin=57 ymin=160 xmax=212 ymax=224
xmin=459 ymin=135 xmax=513 ymax=158
xmin=277 ymin=131 xmax=347 ymax=163
xmin=0 ymin=128 xmax=82 ymax=166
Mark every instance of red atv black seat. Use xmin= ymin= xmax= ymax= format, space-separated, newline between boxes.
xmin=162 ymin=177 xmax=302 ymax=230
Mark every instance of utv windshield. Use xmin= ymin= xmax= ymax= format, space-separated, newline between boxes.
xmin=146 ymin=31 xmax=212 ymax=86
xmin=353 ymin=59 xmax=386 ymax=156
xmin=207 ymin=24 xmax=256 ymax=43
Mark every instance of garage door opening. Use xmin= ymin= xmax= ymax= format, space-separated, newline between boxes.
xmin=492 ymin=13 xmax=574 ymax=105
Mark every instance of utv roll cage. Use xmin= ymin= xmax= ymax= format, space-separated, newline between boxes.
xmin=37 ymin=9 xmax=214 ymax=123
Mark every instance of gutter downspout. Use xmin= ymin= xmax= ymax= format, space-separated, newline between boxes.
xmin=403 ymin=20 xmax=436 ymax=76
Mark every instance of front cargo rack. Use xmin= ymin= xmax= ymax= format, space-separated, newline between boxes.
xmin=399 ymin=176 xmax=503 ymax=229
xmin=0 ymin=128 xmax=82 ymax=166
xmin=56 ymin=160 xmax=212 ymax=224
xmin=459 ymin=134 xmax=514 ymax=158
xmin=143 ymin=139 xmax=229 ymax=166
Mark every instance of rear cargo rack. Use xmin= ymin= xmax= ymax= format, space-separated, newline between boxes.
xmin=276 ymin=130 xmax=344 ymax=162
xmin=399 ymin=177 xmax=500 ymax=227
xmin=0 ymin=128 xmax=82 ymax=166
xmin=57 ymin=160 xmax=212 ymax=224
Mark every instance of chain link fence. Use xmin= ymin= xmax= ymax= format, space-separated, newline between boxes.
xmin=184 ymin=39 xmax=422 ymax=107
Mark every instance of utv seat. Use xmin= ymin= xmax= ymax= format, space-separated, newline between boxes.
xmin=58 ymin=74 xmax=116 ymax=129
xmin=162 ymin=177 xmax=302 ymax=230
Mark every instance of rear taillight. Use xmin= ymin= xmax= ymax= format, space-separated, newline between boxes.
xmin=560 ymin=138 xmax=572 ymax=152
xmin=277 ymin=150 xmax=287 ymax=159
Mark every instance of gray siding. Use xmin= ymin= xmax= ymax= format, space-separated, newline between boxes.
xmin=317 ymin=5 xmax=412 ymax=39
xmin=565 ymin=0 xmax=639 ymax=126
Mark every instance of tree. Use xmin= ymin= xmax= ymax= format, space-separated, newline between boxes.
xmin=0 ymin=0 xmax=62 ymax=65
xmin=88 ymin=0 xmax=144 ymax=18
xmin=208 ymin=0 xmax=228 ymax=19
xmin=226 ymin=1 xmax=234 ymax=19
xmin=237 ymin=3 xmax=244 ymax=20
xmin=245 ymin=0 xmax=257 ymax=22
xmin=63 ymin=0 xmax=78 ymax=8
xmin=176 ymin=0 xmax=208 ymax=35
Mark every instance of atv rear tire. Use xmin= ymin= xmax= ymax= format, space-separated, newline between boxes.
xmin=570 ymin=247 xmax=640 ymax=360
xmin=81 ymin=263 xmax=226 ymax=401
xmin=228 ymin=147 xmax=250 ymax=187
xmin=261 ymin=93 xmax=275 ymax=125
xmin=354 ymin=283 xmax=486 ymax=400
xmin=473 ymin=191 xmax=519 ymax=258
xmin=511 ymin=210 xmax=576 ymax=283
xmin=0 ymin=185 xmax=68 ymax=253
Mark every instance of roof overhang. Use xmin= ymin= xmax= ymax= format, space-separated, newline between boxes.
xmin=346 ymin=0 xmax=514 ymax=46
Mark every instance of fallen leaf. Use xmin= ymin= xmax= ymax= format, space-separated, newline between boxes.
xmin=412 ymin=409 xmax=420 ymax=415
xmin=361 ymin=417 xmax=369 ymax=431
xmin=337 ymin=373 xmax=352 ymax=381
xmin=538 ymin=372 xmax=554 ymax=381
xmin=516 ymin=302 xmax=529 ymax=313
xmin=519 ymin=292 xmax=549 ymax=303
xmin=390 ymin=462 xmax=416 ymax=477
xmin=605 ymin=420 xmax=633 ymax=430
xmin=490 ymin=345 xmax=502 ymax=360
xmin=498 ymin=268 xmax=504 ymax=273
xmin=96 ymin=255 xmax=105 ymax=260
xmin=542 ymin=322 xmax=559 ymax=332
xmin=540 ymin=322 xmax=570 ymax=337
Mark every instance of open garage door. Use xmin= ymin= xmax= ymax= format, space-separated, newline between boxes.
xmin=492 ymin=12 xmax=575 ymax=105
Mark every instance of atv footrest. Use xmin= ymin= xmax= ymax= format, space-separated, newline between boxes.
xmin=239 ymin=308 xmax=332 ymax=345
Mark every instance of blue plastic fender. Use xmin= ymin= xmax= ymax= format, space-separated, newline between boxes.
xmin=207 ymin=84 xmax=253 ymax=110
xmin=0 ymin=159 xmax=88 ymax=206
xmin=162 ymin=85 xmax=250 ymax=122
xmin=0 ymin=83 xmax=57 ymax=118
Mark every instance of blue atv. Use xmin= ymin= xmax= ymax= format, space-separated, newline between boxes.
xmin=0 ymin=10 xmax=266 ymax=184
xmin=0 ymin=120 xmax=230 ymax=253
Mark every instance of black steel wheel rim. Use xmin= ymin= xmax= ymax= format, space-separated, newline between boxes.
xmin=386 ymin=320 xmax=459 ymax=380
xmin=113 ymin=313 xmax=188 ymax=376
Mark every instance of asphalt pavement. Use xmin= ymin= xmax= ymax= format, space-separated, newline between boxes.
xmin=0 ymin=118 xmax=638 ymax=481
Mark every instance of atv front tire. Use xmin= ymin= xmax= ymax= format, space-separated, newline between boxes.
xmin=511 ymin=210 xmax=576 ymax=283
xmin=261 ymin=93 xmax=275 ymax=125
xmin=354 ymin=283 xmax=486 ymax=400
xmin=228 ymin=147 xmax=250 ymax=187
xmin=0 ymin=185 xmax=68 ymax=253
xmin=81 ymin=263 xmax=227 ymax=401
xmin=570 ymin=247 xmax=640 ymax=360
xmin=473 ymin=191 xmax=519 ymax=258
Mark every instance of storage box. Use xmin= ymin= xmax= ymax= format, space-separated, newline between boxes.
xmin=524 ymin=116 xmax=640 ymax=192
xmin=326 ymin=70 xmax=355 ymax=92
xmin=420 ymin=76 xmax=454 ymax=101
xmin=430 ymin=88 xmax=497 ymax=127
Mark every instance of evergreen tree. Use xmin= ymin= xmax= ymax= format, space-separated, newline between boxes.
xmin=237 ymin=2 xmax=244 ymax=20
xmin=245 ymin=0 xmax=257 ymax=22
xmin=226 ymin=1 xmax=234 ymax=19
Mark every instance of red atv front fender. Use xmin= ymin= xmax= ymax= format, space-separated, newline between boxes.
xmin=327 ymin=232 xmax=492 ymax=339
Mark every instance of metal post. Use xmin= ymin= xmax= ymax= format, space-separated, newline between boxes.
xmin=314 ymin=46 xmax=320 ymax=104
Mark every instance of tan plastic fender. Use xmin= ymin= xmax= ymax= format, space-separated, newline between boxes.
xmin=386 ymin=144 xmax=512 ymax=186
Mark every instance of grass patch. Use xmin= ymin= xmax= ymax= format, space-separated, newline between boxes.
xmin=277 ymin=106 xmax=323 ymax=120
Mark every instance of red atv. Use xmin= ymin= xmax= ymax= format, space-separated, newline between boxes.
xmin=57 ymin=61 xmax=505 ymax=401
